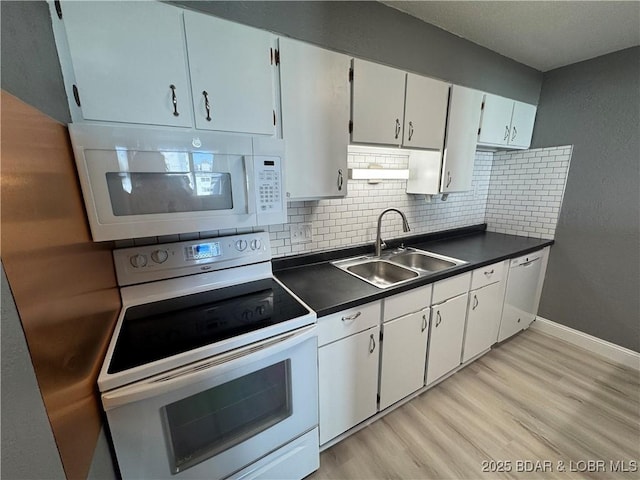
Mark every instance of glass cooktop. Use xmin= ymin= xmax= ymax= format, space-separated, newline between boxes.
xmin=108 ymin=278 xmax=309 ymax=374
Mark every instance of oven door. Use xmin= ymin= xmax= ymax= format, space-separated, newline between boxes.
xmin=102 ymin=325 xmax=318 ymax=480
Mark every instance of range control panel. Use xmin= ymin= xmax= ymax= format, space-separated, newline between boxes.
xmin=113 ymin=232 xmax=271 ymax=287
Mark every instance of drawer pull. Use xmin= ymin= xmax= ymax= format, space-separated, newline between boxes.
xmin=483 ymin=269 xmax=494 ymax=276
xmin=342 ymin=311 xmax=361 ymax=322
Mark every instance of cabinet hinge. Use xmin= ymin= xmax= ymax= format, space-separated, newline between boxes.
xmin=348 ymin=120 xmax=353 ymax=134
xmin=478 ymin=128 xmax=481 ymax=135
xmin=348 ymin=67 xmax=353 ymax=82
xmin=377 ymin=394 xmax=380 ymax=404
xmin=273 ymin=110 xmax=276 ymax=126
xmin=270 ymin=48 xmax=273 ymax=65
xmin=379 ymin=331 xmax=383 ymax=342
xmin=54 ymin=0 xmax=63 ymax=19
xmin=274 ymin=49 xmax=280 ymax=66
xmin=72 ymin=84 xmax=81 ymax=107
xmin=481 ymin=101 xmax=485 ymax=110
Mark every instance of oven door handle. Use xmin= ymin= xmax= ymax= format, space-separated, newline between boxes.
xmin=102 ymin=325 xmax=317 ymax=411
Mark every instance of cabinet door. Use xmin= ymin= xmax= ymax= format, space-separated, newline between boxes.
xmin=426 ymin=293 xmax=468 ymax=385
xmin=440 ymin=86 xmax=483 ymax=193
xmin=508 ymin=101 xmax=537 ymax=148
xmin=279 ymin=38 xmax=350 ymax=200
xmin=462 ymin=282 xmax=503 ymax=363
xmin=403 ymin=74 xmax=449 ymax=150
xmin=379 ymin=308 xmax=430 ymax=410
xmin=477 ymin=93 xmax=514 ymax=146
xmin=351 ymin=59 xmax=406 ymax=145
xmin=184 ymin=11 xmax=275 ymax=135
xmin=62 ymin=1 xmax=192 ymax=127
xmin=318 ymin=326 xmax=380 ymax=445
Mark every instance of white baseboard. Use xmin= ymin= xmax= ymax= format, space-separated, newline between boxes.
xmin=531 ymin=316 xmax=639 ymax=370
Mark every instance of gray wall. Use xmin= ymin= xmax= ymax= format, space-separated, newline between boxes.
xmin=1 ymin=0 xmax=70 ymax=123
xmin=531 ymin=46 xmax=640 ymax=352
xmin=171 ymin=1 xmax=542 ymax=104
xmin=1 ymin=264 xmax=67 ymax=480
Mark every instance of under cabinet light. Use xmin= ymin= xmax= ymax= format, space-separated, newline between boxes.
xmin=348 ymin=166 xmax=410 ymax=183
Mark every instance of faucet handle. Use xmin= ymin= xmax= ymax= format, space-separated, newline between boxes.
xmin=380 ymin=239 xmax=387 ymax=251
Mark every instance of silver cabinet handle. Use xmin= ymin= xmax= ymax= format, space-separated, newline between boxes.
xmin=337 ymin=169 xmax=344 ymax=191
xmin=202 ymin=90 xmax=211 ymax=121
xmin=421 ymin=313 xmax=428 ymax=332
xmin=435 ymin=311 xmax=442 ymax=327
xmin=369 ymin=333 xmax=376 ymax=353
xmin=472 ymin=294 xmax=479 ymax=310
xmin=446 ymin=171 xmax=452 ymax=188
xmin=169 ymin=84 xmax=179 ymax=117
xmin=504 ymin=125 xmax=510 ymax=141
xmin=511 ymin=126 xmax=517 ymax=141
xmin=408 ymin=121 xmax=414 ymax=141
xmin=483 ymin=269 xmax=494 ymax=276
xmin=394 ymin=118 xmax=401 ymax=139
xmin=342 ymin=311 xmax=361 ymax=322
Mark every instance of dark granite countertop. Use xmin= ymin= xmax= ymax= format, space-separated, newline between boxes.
xmin=273 ymin=224 xmax=553 ymax=318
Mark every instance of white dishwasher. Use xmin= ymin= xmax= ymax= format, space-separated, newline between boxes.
xmin=498 ymin=251 xmax=544 ymax=342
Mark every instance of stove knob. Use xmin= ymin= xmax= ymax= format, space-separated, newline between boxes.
xmin=151 ymin=249 xmax=169 ymax=264
xmin=129 ymin=254 xmax=148 ymax=268
xmin=241 ymin=309 xmax=253 ymax=321
xmin=250 ymin=239 xmax=262 ymax=251
xmin=235 ymin=239 xmax=248 ymax=251
xmin=255 ymin=305 xmax=266 ymax=316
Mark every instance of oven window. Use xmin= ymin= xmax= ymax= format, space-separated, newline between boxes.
xmin=162 ymin=360 xmax=292 ymax=474
xmin=106 ymin=172 xmax=232 ymax=216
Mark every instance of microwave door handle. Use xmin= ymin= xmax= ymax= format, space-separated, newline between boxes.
xmin=245 ymin=156 xmax=257 ymax=214
xmin=101 ymin=325 xmax=316 ymax=411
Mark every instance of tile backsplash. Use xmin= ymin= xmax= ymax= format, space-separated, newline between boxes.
xmin=485 ymin=146 xmax=572 ymax=239
xmin=268 ymin=149 xmax=493 ymax=257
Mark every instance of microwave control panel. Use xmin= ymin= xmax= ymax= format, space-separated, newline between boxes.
xmin=254 ymin=156 xmax=283 ymax=213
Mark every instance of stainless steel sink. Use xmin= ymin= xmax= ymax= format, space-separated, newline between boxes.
xmin=346 ymin=260 xmax=419 ymax=288
xmin=331 ymin=248 xmax=466 ymax=289
xmin=389 ymin=251 xmax=457 ymax=272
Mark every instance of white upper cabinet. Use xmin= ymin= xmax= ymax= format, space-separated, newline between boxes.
xmin=403 ymin=74 xmax=450 ymax=150
xmin=279 ymin=38 xmax=350 ymax=200
xmin=351 ymin=59 xmax=406 ymax=145
xmin=351 ymin=59 xmax=449 ymax=150
xmin=440 ymin=86 xmax=484 ymax=193
xmin=478 ymin=93 xmax=537 ymax=149
xmin=183 ymin=11 xmax=276 ymax=135
xmin=62 ymin=1 xmax=192 ymax=127
xmin=509 ymin=101 xmax=537 ymax=148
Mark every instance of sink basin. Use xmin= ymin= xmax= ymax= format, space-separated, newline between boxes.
xmin=346 ymin=260 xmax=418 ymax=288
xmin=331 ymin=248 xmax=466 ymax=289
xmin=389 ymin=251 xmax=457 ymax=272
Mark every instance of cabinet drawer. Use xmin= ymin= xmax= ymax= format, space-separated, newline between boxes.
xmin=317 ymin=301 xmax=381 ymax=347
xmin=432 ymin=272 xmax=471 ymax=305
xmin=471 ymin=261 xmax=505 ymax=290
xmin=383 ymin=284 xmax=432 ymax=322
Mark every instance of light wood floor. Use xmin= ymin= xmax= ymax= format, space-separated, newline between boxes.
xmin=310 ymin=329 xmax=640 ymax=479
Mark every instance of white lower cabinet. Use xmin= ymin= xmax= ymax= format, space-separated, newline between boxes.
xmin=426 ymin=293 xmax=469 ymax=386
xmin=318 ymin=325 xmax=380 ymax=445
xmin=462 ymin=282 xmax=503 ymax=362
xmin=379 ymin=308 xmax=430 ymax=410
xmin=317 ymin=301 xmax=380 ymax=445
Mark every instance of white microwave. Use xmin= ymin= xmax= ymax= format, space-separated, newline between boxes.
xmin=69 ymin=124 xmax=286 ymax=241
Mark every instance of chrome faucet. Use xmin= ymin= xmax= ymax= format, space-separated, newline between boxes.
xmin=375 ymin=208 xmax=410 ymax=256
